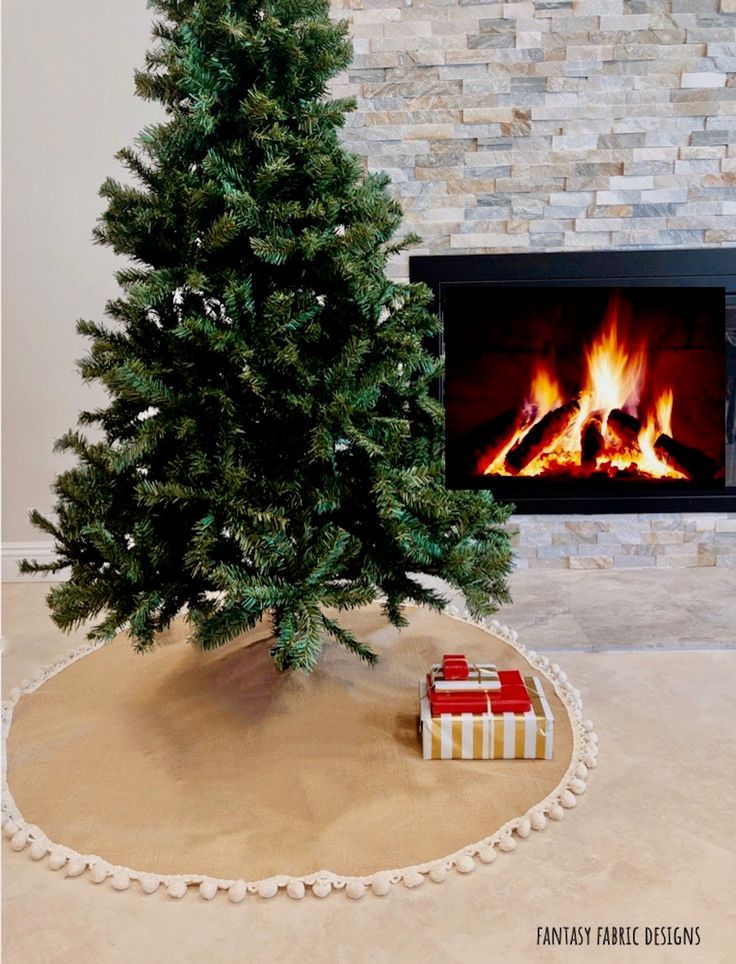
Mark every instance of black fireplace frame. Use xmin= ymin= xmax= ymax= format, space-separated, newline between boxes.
xmin=410 ymin=248 xmax=736 ymax=514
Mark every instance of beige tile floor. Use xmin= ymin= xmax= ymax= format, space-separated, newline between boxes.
xmin=2 ymin=574 xmax=735 ymax=964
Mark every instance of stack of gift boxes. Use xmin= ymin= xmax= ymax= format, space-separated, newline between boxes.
xmin=419 ymin=653 xmax=554 ymax=760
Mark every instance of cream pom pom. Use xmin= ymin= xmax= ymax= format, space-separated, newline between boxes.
xmin=312 ymin=879 xmax=332 ymax=898
xmin=428 ymin=865 xmax=447 ymax=883
xmin=574 ymin=763 xmax=588 ymax=780
xmin=560 ymin=789 xmax=577 ymax=809
xmin=455 ymin=854 xmax=475 ymax=874
xmin=257 ymin=879 xmax=278 ymax=899
xmin=478 ymin=846 xmax=496 ymax=864
xmin=10 ymin=830 xmax=28 ymax=852
xmin=527 ymin=650 xmax=537 ymax=661
xmin=516 ymin=818 xmax=531 ymax=839
xmin=3 ymin=819 xmax=19 ymax=839
xmin=403 ymin=870 xmax=424 ymax=889
xmin=557 ymin=670 xmax=568 ymax=684
xmin=90 ymin=862 xmax=110 ymax=884
xmin=140 ymin=874 xmax=160 ymax=894
xmin=199 ymin=880 xmax=218 ymax=900
xmin=228 ymin=881 xmax=247 ymax=903
xmin=530 ymin=810 xmax=547 ymax=831
xmin=509 ymin=629 xmax=518 ymax=642
xmin=66 ymin=858 xmax=87 ymax=878
xmin=345 ymin=880 xmax=366 ymax=900
xmin=549 ymin=803 xmax=565 ymax=821
xmin=588 ymin=731 xmax=599 ymax=744
xmin=48 ymin=850 xmax=68 ymax=870
xmin=166 ymin=880 xmax=188 ymax=899
xmin=584 ymin=753 xmax=598 ymax=769
xmin=371 ymin=874 xmax=392 ymax=895
xmin=111 ymin=870 xmax=131 ymax=891
xmin=582 ymin=719 xmax=594 ymax=732
xmin=569 ymin=778 xmax=587 ymax=795
xmin=29 ymin=839 xmax=49 ymax=861
xmin=286 ymin=880 xmax=305 ymax=900
xmin=498 ymin=835 xmax=517 ymax=853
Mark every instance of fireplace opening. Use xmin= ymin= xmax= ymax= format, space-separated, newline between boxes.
xmin=445 ymin=286 xmax=726 ymax=492
xmin=411 ymin=247 xmax=736 ymax=512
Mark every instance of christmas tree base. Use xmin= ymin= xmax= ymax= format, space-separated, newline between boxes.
xmin=2 ymin=604 xmax=597 ymax=900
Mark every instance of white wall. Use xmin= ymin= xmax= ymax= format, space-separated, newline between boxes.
xmin=2 ymin=0 xmax=162 ymax=551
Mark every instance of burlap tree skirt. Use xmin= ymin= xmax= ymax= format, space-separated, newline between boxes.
xmin=2 ymin=604 xmax=598 ymax=900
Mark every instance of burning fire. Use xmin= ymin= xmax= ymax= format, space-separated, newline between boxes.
xmin=479 ymin=293 xmax=689 ymax=480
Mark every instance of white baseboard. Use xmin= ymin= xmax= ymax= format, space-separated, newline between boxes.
xmin=2 ymin=542 xmax=69 ymax=582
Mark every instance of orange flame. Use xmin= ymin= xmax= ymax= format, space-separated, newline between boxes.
xmin=530 ymin=365 xmax=563 ymax=417
xmin=582 ymin=296 xmax=646 ymax=428
xmin=656 ymin=387 xmax=674 ymax=438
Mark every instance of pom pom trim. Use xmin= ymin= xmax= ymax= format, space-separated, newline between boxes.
xmin=2 ymin=605 xmax=597 ymax=900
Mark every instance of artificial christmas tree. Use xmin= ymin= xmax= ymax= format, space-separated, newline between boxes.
xmin=22 ymin=0 xmax=513 ymax=671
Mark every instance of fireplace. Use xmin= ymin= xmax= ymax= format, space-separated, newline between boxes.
xmin=410 ymin=249 xmax=736 ymax=514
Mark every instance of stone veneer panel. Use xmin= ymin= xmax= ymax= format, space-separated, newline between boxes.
xmin=510 ymin=513 xmax=736 ymax=568
xmin=328 ymin=0 xmax=736 ymax=567
xmin=329 ymin=0 xmax=736 ymax=267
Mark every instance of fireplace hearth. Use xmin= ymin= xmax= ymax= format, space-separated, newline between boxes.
xmin=411 ymin=249 xmax=736 ymax=514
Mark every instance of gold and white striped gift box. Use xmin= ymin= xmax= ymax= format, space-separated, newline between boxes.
xmin=419 ymin=675 xmax=554 ymax=760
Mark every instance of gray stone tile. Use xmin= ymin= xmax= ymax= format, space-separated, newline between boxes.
xmin=598 ymin=133 xmax=648 ymax=148
xmin=468 ymin=33 xmax=515 ymax=49
xmin=610 ymin=555 xmax=657 ymax=568
xmin=691 ymin=130 xmax=731 ymax=144
xmin=568 ymin=556 xmax=614 ymax=569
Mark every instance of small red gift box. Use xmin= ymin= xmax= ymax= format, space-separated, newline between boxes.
xmin=491 ymin=670 xmax=530 ymax=712
xmin=427 ymin=665 xmax=532 ymax=716
xmin=497 ymin=669 xmax=525 ymax=689
xmin=489 ymin=689 xmax=532 ymax=713
xmin=442 ymin=654 xmax=469 ymax=680
xmin=427 ymin=676 xmax=492 ymax=714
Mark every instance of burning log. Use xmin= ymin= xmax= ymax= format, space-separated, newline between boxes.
xmin=461 ymin=407 xmax=531 ymax=476
xmin=581 ymin=416 xmax=604 ymax=471
xmin=653 ymin=434 xmax=718 ymax=482
xmin=505 ymin=398 xmax=581 ymax=475
xmin=607 ymin=408 xmax=641 ymax=448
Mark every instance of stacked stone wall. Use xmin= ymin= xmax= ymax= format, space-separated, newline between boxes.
xmin=329 ymin=0 xmax=736 ymax=266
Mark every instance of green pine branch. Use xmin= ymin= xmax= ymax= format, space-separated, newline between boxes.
xmin=26 ymin=0 xmax=514 ymax=673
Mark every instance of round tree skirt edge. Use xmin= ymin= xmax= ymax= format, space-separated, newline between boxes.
xmin=1 ymin=604 xmax=599 ymax=902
